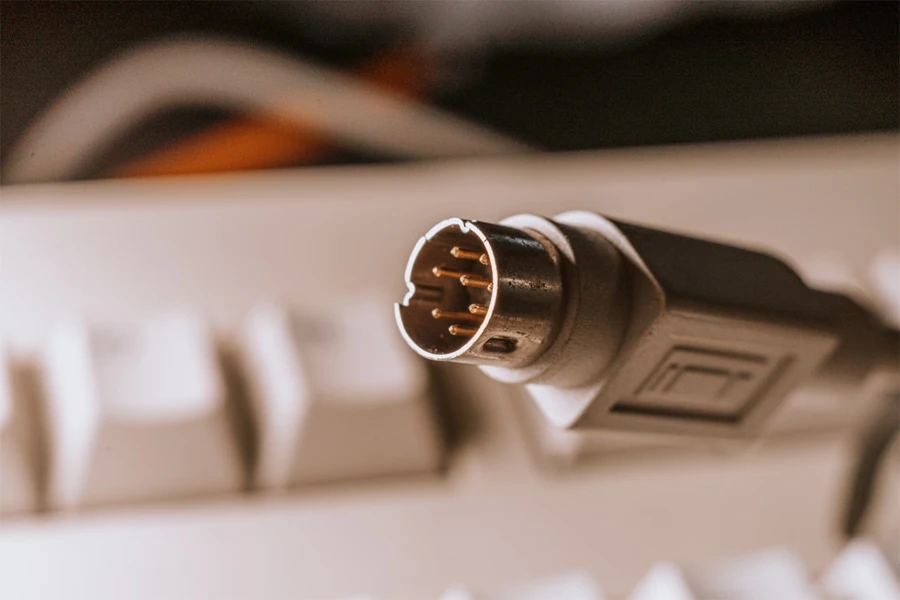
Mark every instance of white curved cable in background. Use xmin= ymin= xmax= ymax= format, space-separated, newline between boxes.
xmin=4 ymin=37 xmax=530 ymax=184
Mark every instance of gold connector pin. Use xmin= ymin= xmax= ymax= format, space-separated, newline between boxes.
xmin=450 ymin=247 xmax=480 ymax=260
xmin=469 ymin=303 xmax=489 ymax=316
xmin=448 ymin=324 xmax=478 ymax=336
xmin=450 ymin=246 xmax=491 ymax=265
xmin=432 ymin=266 xmax=467 ymax=279
xmin=460 ymin=275 xmax=493 ymax=292
xmin=432 ymin=308 xmax=481 ymax=322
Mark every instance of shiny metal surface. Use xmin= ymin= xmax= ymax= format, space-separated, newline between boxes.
xmin=395 ymin=218 xmax=565 ymax=368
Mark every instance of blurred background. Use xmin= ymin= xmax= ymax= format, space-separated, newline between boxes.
xmin=0 ymin=2 xmax=898 ymax=599
xmin=1 ymin=0 xmax=897 ymax=181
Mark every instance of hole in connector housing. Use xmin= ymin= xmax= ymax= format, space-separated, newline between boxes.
xmin=483 ymin=337 xmax=516 ymax=353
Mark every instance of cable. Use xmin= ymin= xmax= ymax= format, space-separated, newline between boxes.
xmin=4 ymin=37 xmax=530 ymax=184
xmin=394 ymin=212 xmax=898 ymax=439
xmin=111 ymin=48 xmax=434 ymax=177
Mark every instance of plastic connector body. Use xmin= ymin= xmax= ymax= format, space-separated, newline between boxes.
xmin=395 ymin=211 xmax=852 ymax=439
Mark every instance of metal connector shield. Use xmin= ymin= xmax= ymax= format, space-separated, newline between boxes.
xmin=395 ymin=218 xmax=564 ymax=368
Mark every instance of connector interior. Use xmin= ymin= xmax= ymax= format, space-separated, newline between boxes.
xmin=397 ymin=220 xmax=495 ymax=357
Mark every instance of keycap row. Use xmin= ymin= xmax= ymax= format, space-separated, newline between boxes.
xmin=1 ymin=298 xmax=443 ymax=513
xmin=341 ymin=542 xmax=900 ymax=600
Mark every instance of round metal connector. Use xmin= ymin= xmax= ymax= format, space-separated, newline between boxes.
xmin=394 ymin=217 xmax=565 ymax=368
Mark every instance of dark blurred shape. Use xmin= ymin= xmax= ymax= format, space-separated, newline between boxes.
xmin=1 ymin=0 xmax=897 ymax=177
xmin=433 ymin=1 xmax=900 ymax=150
xmin=842 ymin=391 xmax=899 ymax=538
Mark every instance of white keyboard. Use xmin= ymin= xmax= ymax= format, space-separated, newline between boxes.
xmin=0 ymin=135 xmax=897 ymax=599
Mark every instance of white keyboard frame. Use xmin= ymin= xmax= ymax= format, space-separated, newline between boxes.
xmin=0 ymin=135 xmax=897 ymax=599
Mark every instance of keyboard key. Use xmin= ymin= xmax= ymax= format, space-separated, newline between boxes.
xmin=868 ymin=248 xmax=900 ymax=327
xmin=241 ymin=299 xmax=442 ymax=489
xmin=0 ymin=344 xmax=39 ymax=515
xmin=820 ymin=541 xmax=900 ymax=600
xmin=630 ymin=550 xmax=819 ymax=600
xmin=442 ymin=572 xmax=604 ymax=599
xmin=40 ymin=312 xmax=243 ymax=509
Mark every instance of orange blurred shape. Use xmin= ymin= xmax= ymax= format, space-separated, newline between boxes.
xmin=114 ymin=48 xmax=431 ymax=179
xmin=114 ymin=116 xmax=326 ymax=178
